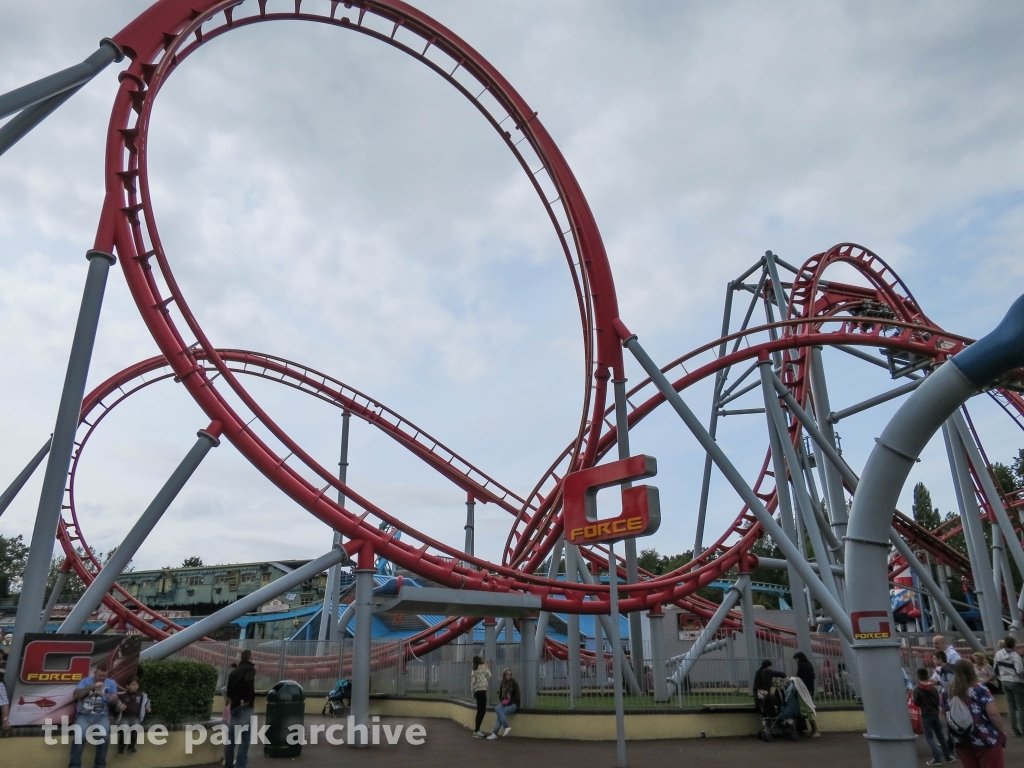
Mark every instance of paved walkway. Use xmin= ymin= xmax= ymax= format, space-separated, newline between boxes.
xmin=198 ymin=715 xmax=1024 ymax=767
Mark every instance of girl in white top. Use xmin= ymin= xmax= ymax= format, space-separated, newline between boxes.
xmin=471 ymin=656 xmax=492 ymax=738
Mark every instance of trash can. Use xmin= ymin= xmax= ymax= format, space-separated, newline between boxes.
xmin=264 ymin=680 xmax=305 ymax=758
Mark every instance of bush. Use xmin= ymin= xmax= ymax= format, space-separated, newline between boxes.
xmin=138 ymin=659 xmax=219 ymax=723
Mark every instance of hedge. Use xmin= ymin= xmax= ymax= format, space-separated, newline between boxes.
xmin=137 ymin=659 xmax=219 ymax=724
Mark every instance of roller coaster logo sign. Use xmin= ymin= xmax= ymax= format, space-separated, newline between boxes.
xmin=850 ymin=611 xmax=893 ymax=642
xmin=563 ymin=455 xmax=661 ymax=545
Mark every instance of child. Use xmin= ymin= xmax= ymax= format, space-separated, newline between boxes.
xmin=116 ymin=676 xmax=151 ymax=754
xmin=914 ymin=667 xmax=953 ymax=765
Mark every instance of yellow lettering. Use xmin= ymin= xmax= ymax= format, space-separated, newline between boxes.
xmin=627 ymin=516 xmax=643 ymax=531
xmin=570 ymin=528 xmax=585 ymax=541
xmin=612 ymin=519 xmax=627 ymax=533
xmin=585 ymin=525 xmax=597 ymax=538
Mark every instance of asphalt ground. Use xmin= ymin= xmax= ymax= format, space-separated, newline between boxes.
xmin=197 ymin=715 xmax=1024 ymax=768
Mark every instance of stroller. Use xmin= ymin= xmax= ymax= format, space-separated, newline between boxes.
xmin=758 ymin=678 xmax=800 ymax=742
xmin=322 ymin=679 xmax=352 ymax=718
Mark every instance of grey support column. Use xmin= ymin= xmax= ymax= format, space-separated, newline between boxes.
xmin=326 ymin=410 xmax=351 ymax=643
xmin=40 ymin=564 xmax=70 ymax=628
xmin=845 ymin=293 xmax=1024 ymax=768
xmin=944 ymin=423 xmax=1002 ymax=645
xmin=484 ymin=618 xmax=497 ymax=703
xmin=951 ymin=412 xmax=1024 ymax=580
xmin=60 ymin=425 xmax=222 ymax=634
xmin=0 ymin=437 xmax=51 ymax=519
xmin=648 ymin=607 xmax=669 ymax=702
xmin=606 ymin=540 xmax=627 ymax=768
xmin=7 ymin=251 xmax=116 ymax=699
xmin=142 ymin=547 xmax=348 ymax=660
xmin=0 ymin=41 xmax=123 ymax=158
xmin=620 ymin=331 xmax=853 ymax=642
xmin=613 ymin=378 xmax=645 ymax=665
xmin=809 ymin=346 xmax=851 ymax=539
xmin=464 ymin=493 xmax=476 ymax=559
xmin=520 ymin=616 xmax=538 ymax=708
xmin=761 ymin=372 xmax=815 ymax=660
xmin=534 ymin=537 xmax=564 ymax=657
xmin=670 ymin=579 xmax=745 ymax=689
xmin=739 ymin=569 xmax=759 ymax=685
xmin=351 ymin=543 xmax=375 ymax=747
xmin=565 ymin=545 xmax=582 ymax=702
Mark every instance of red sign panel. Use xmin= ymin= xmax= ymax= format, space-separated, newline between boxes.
xmin=564 ymin=455 xmax=661 ymax=545
xmin=851 ymin=610 xmax=892 ymax=641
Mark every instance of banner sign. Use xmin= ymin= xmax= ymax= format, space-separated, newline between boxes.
xmin=563 ymin=455 xmax=661 ymax=545
xmin=10 ymin=633 xmax=141 ymax=726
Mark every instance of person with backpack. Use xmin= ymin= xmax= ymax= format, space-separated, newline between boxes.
xmin=994 ymin=636 xmax=1024 ymax=737
xmin=932 ymin=651 xmax=955 ymax=694
xmin=914 ymin=667 xmax=954 ymax=765
xmin=941 ymin=659 xmax=1007 ymax=767
xmin=225 ymin=649 xmax=257 ymax=768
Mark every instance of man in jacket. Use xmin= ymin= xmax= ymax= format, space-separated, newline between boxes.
xmin=995 ymin=636 xmax=1024 ymax=737
xmin=225 ymin=650 xmax=257 ymax=768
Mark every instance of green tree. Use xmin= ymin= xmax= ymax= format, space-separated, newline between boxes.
xmin=1011 ymin=448 xmax=1024 ymax=488
xmin=0 ymin=534 xmax=29 ymax=597
xmin=181 ymin=556 xmax=204 ymax=568
xmin=912 ymin=482 xmax=941 ymax=530
xmin=990 ymin=462 xmax=1019 ymax=495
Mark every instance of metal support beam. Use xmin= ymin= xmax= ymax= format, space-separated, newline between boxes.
xmin=6 ymin=251 xmax=116 ymax=700
xmin=669 ymin=578 xmax=745 ymax=690
xmin=565 ymin=545 xmax=582 ymax=702
xmin=534 ymin=537 xmax=564 ymax=658
xmin=606 ymin=539 xmax=626 ymax=768
xmin=142 ymin=546 xmax=348 ymax=660
xmin=828 ymin=378 xmax=924 ymax=424
xmin=350 ymin=543 xmax=375 ymax=747
xmin=464 ymin=493 xmax=476 ymax=559
xmin=60 ymin=425 xmax=222 ymax=634
xmin=648 ymin=607 xmax=668 ymax=702
xmin=0 ymin=437 xmax=51 ymax=519
xmin=325 ymin=410 xmax=351 ymax=644
xmin=612 ymin=378 xmax=645 ymax=664
xmin=520 ymin=616 xmax=538 ymax=708
xmin=739 ymin=569 xmax=758 ymax=685
xmin=620 ymin=332 xmax=853 ymax=642
xmin=484 ymin=618 xmax=497 ymax=703
xmin=40 ymin=564 xmax=70 ymax=628
xmin=944 ymin=422 xmax=1003 ymax=644
xmin=808 ymin=347 xmax=851 ymax=538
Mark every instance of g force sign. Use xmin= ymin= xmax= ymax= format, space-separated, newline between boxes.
xmin=563 ymin=455 xmax=661 ymax=545
xmin=850 ymin=611 xmax=892 ymax=641
xmin=20 ymin=639 xmax=95 ymax=683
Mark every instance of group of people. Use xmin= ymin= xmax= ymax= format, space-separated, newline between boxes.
xmin=753 ymin=652 xmax=821 ymax=738
xmin=911 ymin=634 xmax=1023 ymax=768
xmin=470 ymin=656 xmax=521 ymax=739
xmin=66 ymin=662 xmax=152 ymax=768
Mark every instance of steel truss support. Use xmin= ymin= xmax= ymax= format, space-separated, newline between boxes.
xmin=321 ymin=410 xmax=351 ymax=645
xmin=0 ymin=41 xmax=123 ymax=158
xmin=828 ymin=378 xmax=924 ymax=424
xmin=0 ymin=437 xmax=51 ymax=519
xmin=534 ymin=537 xmax=564 ymax=658
xmin=770 ymin=365 xmax=985 ymax=652
xmin=808 ymin=347 xmax=851 ymax=539
xmin=40 ymin=561 xmax=71 ymax=628
xmin=565 ymin=545 xmax=582 ymax=702
xmin=6 ymin=251 xmax=116 ymax=700
xmin=350 ymin=543 xmax=375 ymax=747
xmin=647 ymin=605 xmax=669 ymax=702
xmin=618 ymin=329 xmax=853 ymax=642
xmin=669 ymin=576 xmax=748 ymax=690
xmin=520 ymin=616 xmax=538 ymax=709
xmin=613 ymin=378 xmax=645 ymax=666
xmin=484 ymin=618 xmax=497 ymax=703
xmin=141 ymin=546 xmax=349 ymax=660
xmin=60 ymin=424 xmax=222 ymax=634
xmin=739 ymin=567 xmax=759 ymax=685
xmin=943 ymin=422 xmax=1003 ymax=645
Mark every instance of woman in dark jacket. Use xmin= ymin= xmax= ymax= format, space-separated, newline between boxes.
xmin=794 ymin=652 xmax=816 ymax=697
xmin=753 ymin=660 xmax=786 ymax=715
xmin=487 ymin=669 xmax=521 ymax=739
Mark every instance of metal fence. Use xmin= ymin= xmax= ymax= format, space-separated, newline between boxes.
xmin=155 ymin=628 xmax=937 ymax=712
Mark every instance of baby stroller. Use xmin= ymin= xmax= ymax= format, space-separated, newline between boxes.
xmin=758 ymin=678 xmax=800 ymax=742
xmin=323 ymin=679 xmax=351 ymax=718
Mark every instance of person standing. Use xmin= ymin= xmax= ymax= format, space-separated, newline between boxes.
xmin=942 ymin=659 xmax=1006 ymax=768
xmin=934 ymin=636 xmax=962 ymax=665
xmin=487 ymin=669 xmax=520 ymax=739
xmin=914 ymin=667 xmax=954 ymax=765
xmin=994 ymin=636 xmax=1024 ymax=737
xmin=225 ymin=649 xmax=257 ymax=768
xmin=0 ymin=676 xmax=9 ymax=730
xmin=69 ymin=662 xmax=119 ymax=768
xmin=471 ymin=656 xmax=491 ymax=738
xmin=114 ymin=676 xmax=150 ymax=754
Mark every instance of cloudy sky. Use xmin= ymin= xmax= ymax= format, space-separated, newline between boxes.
xmin=2 ymin=1 xmax=1024 ymax=575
